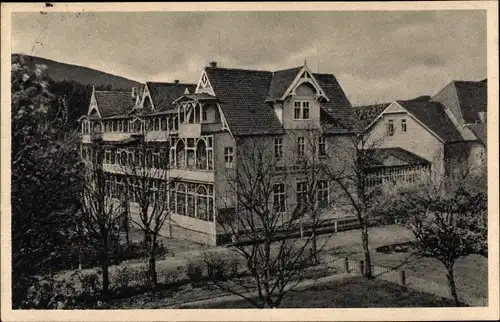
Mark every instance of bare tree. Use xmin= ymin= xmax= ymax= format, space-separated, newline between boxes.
xmin=79 ymin=144 xmax=123 ymax=296
xmin=118 ymin=133 xmax=175 ymax=289
xmin=394 ymin=161 xmax=487 ymax=306
xmin=323 ymin=107 xmax=390 ymax=279
xmin=208 ymin=137 xmax=333 ymax=308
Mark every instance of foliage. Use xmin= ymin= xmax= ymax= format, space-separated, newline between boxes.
xmin=395 ymin=169 xmax=488 ymax=305
xmin=186 ymin=261 xmax=205 ymax=288
xmin=11 ymin=54 xmax=84 ymax=307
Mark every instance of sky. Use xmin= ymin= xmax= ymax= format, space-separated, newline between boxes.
xmin=11 ymin=10 xmax=487 ymax=105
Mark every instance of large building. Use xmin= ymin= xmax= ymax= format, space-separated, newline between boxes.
xmin=80 ymin=61 xmax=360 ymax=245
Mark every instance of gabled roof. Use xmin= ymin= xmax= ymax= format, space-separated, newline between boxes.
xmin=315 ymin=73 xmax=359 ymax=133
xmin=366 ymin=147 xmax=431 ymax=169
xmin=203 ymin=65 xmax=357 ymax=136
xmin=396 ymin=99 xmax=463 ymax=143
xmin=466 ymin=123 xmax=487 ymax=147
xmin=93 ymin=91 xmax=135 ymax=118
xmin=266 ymin=66 xmax=303 ymax=102
xmin=204 ymin=67 xmax=284 ymax=136
xmin=453 ymin=80 xmax=487 ymax=124
xmin=146 ymin=82 xmax=196 ymax=111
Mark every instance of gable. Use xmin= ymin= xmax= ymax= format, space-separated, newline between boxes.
xmin=384 ymin=102 xmax=406 ymax=113
xmin=140 ymin=84 xmax=155 ymax=110
xmin=195 ymin=70 xmax=215 ymax=96
xmin=282 ymin=65 xmax=328 ymax=101
xmin=87 ymin=92 xmax=101 ymax=117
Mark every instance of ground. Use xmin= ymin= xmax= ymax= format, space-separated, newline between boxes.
xmin=175 ymin=277 xmax=456 ymax=308
xmin=56 ymin=224 xmax=487 ymax=307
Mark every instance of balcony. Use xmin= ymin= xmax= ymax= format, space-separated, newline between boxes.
xmin=201 ymin=122 xmax=223 ymax=134
xmin=90 ymin=132 xmax=103 ymax=142
xmin=178 ymin=123 xmax=201 ymax=138
xmin=170 ymin=167 xmax=214 ymax=183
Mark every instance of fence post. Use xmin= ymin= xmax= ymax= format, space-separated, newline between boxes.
xmin=344 ymin=257 xmax=350 ymax=273
xmin=359 ymin=260 xmax=365 ymax=275
xmin=399 ymin=270 xmax=406 ymax=286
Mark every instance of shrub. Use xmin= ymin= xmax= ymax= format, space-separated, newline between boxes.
xmin=112 ymin=265 xmax=133 ymax=293
xmin=186 ymin=261 xmax=204 ymax=287
xmin=206 ymin=258 xmax=226 ymax=281
xmin=23 ymin=275 xmax=80 ymax=309
xmin=227 ymin=258 xmax=240 ymax=278
xmin=78 ymin=272 xmax=101 ymax=300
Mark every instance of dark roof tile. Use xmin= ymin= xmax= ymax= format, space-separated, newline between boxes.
xmin=205 ymin=67 xmax=284 ymax=136
xmin=266 ymin=66 xmax=302 ymax=101
xmin=453 ymin=80 xmax=487 ymax=124
xmin=94 ymin=91 xmax=135 ymax=118
xmin=354 ymin=103 xmax=391 ymax=128
xmin=397 ymin=99 xmax=463 ymax=142
xmin=314 ymin=73 xmax=359 ymax=133
xmin=147 ymin=82 xmax=196 ymax=111
xmin=366 ymin=147 xmax=431 ymax=168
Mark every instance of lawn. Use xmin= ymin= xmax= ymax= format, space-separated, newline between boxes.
xmin=184 ymin=277 xmax=456 ymax=308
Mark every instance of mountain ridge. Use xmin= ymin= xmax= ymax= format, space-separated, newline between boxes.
xmin=12 ymin=54 xmax=141 ymax=90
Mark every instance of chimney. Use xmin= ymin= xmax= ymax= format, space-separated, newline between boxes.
xmin=209 ymin=61 xmax=217 ymax=68
xmin=174 ymin=80 xmax=179 ymax=84
xmin=478 ymin=111 xmax=486 ymax=123
xmin=131 ymin=87 xmax=137 ymax=98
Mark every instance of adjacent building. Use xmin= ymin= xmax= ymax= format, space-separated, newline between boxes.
xmin=358 ymin=79 xmax=487 ymax=184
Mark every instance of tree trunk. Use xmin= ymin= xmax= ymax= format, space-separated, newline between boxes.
xmin=311 ymin=226 xmax=318 ymax=265
xmin=144 ymin=230 xmax=151 ymax=248
xmin=100 ymin=241 xmax=110 ymax=297
xmin=149 ymin=235 xmax=158 ymax=289
xmin=446 ymin=262 xmax=461 ymax=306
xmin=361 ymin=224 xmax=373 ymax=278
xmin=123 ymin=210 xmax=130 ymax=248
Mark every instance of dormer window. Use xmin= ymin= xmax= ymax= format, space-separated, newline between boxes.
xmin=294 ymin=101 xmax=310 ymax=120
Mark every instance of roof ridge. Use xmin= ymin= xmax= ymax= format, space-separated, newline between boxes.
xmin=272 ymin=66 xmax=303 ymax=74
xmin=206 ymin=66 xmax=272 ymax=73
xmin=147 ymin=81 xmax=196 ymax=86
xmin=94 ymin=91 xmax=131 ymax=94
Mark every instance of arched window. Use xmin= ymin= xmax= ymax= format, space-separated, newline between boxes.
xmin=133 ymin=119 xmax=142 ymax=133
xmin=194 ymin=103 xmax=200 ymax=123
xmin=176 ymin=139 xmax=186 ymax=168
xmin=196 ymin=139 xmax=207 ymax=170
xmin=179 ymin=106 xmax=185 ymax=124
xmin=196 ymin=185 xmax=208 ymax=220
xmin=176 ymin=183 xmax=186 ymax=216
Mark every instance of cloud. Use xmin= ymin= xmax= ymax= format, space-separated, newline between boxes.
xmin=11 ymin=10 xmax=486 ymax=105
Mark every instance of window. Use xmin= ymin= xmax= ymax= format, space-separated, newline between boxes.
xmin=317 ymin=181 xmax=329 ymax=208
xmin=387 ymin=120 xmax=394 ymax=136
xmin=274 ymin=138 xmax=283 ymax=158
xmin=202 ymin=106 xmax=208 ymax=122
xmin=302 ymin=101 xmax=310 ymax=119
xmin=293 ymin=101 xmax=310 ymax=120
xmin=224 ymin=147 xmax=234 ymax=168
xmin=296 ymin=181 xmax=308 ymax=211
xmin=297 ymin=137 xmax=305 ymax=157
xmin=294 ymin=102 xmax=301 ymax=119
xmin=273 ymin=183 xmax=286 ymax=213
xmin=318 ymin=136 xmax=326 ymax=157
xmin=401 ymin=119 xmax=407 ymax=133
